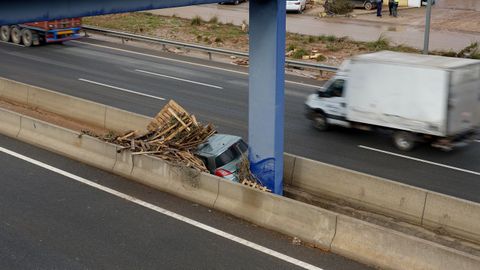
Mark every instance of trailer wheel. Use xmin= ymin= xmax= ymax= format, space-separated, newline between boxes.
xmin=11 ymin=26 xmax=22 ymax=44
xmin=0 ymin=26 xmax=10 ymax=42
xmin=22 ymin=29 xmax=34 ymax=47
xmin=312 ymin=113 xmax=329 ymax=131
xmin=393 ymin=131 xmax=416 ymax=151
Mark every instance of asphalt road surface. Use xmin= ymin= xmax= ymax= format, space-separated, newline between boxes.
xmin=0 ymin=134 xmax=372 ymax=270
xmin=0 ymin=39 xmax=479 ymax=203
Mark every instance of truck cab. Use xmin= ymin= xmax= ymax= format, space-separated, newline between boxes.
xmin=305 ymin=75 xmax=349 ymax=131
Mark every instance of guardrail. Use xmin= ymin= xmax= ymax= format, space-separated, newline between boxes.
xmin=82 ymin=25 xmax=339 ymax=73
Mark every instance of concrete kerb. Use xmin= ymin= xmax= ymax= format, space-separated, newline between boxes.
xmin=291 ymin=154 xmax=427 ymax=224
xmin=214 ymin=179 xmax=338 ymax=250
xmin=17 ymin=115 xmax=117 ymax=171
xmin=331 ymin=215 xmax=480 ymax=270
xmin=423 ymin=192 xmax=480 ymax=244
xmin=0 ymin=108 xmax=22 ymax=138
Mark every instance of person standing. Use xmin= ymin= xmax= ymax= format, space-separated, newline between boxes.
xmin=376 ymin=0 xmax=384 ymax=17
xmin=389 ymin=0 xmax=394 ymax=16
xmin=393 ymin=0 xmax=399 ymax=17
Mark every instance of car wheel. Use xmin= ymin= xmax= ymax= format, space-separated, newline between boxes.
xmin=312 ymin=113 xmax=329 ymax=131
xmin=393 ymin=131 xmax=416 ymax=151
xmin=234 ymin=0 xmax=239 ymax=4
xmin=364 ymin=2 xmax=373 ymax=10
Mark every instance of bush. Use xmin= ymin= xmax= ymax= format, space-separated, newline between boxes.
xmin=324 ymin=0 xmax=354 ymax=15
xmin=208 ymin=16 xmax=219 ymax=24
xmin=292 ymin=48 xmax=309 ymax=59
xmin=316 ymin=54 xmax=327 ymax=61
xmin=286 ymin=44 xmax=296 ymax=51
xmin=191 ymin=16 xmax=203 ymax=26
xmin=365 ymin=35 xmax=390 ymax=51
xmin=457 ymin=42 xmax=480 ymax=59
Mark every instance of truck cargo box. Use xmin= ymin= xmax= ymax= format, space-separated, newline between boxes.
xmin=345 ymin=51 xmax=480 ymax=137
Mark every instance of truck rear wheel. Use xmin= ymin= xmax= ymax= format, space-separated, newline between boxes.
xmin=312 ymin=113 xmax=329 ymax=131
xmin=22 ymin=29 xmax=34 ymax=47
xmin=0 ymin=26 xmax=10 ymax=42
xmin=393 ymin=131 xmax=416 ymax=151
xmin=11 ymin=26 xmax=22 ymax=44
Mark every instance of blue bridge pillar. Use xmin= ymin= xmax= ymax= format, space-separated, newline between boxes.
xmin=248 ymin=0 xmax=286 ymax=195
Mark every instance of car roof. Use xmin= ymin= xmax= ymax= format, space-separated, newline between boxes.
xmin=196 ymin=134 xmax=243 ymax=158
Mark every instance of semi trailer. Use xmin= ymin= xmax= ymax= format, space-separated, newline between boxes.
xmin=0 ymin=18 xmax=82 ymax=46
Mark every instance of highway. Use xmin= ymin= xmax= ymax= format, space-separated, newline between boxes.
xmin=0 ymin=39 xmax=479 ymax=203
xmin=0 ymin=134 xmax=372 ymax=269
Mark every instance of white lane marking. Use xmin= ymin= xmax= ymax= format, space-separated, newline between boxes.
xmin=0 ymin=146 xmax=323 ymax=270
xmin=135 ymin=69 xmax=223 ymax=90
xmin=0 ymin=41 xmax=25 ymax=47
xmin=71 ymin=40 xmax=322 ymax=88
xmin=359 ymin=145 xmax=480 ymax=177
xmin=78 ymin=78 xmax=166 ymax=101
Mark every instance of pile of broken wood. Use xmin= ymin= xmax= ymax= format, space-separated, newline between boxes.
xmin=110 ymin=100 xmax=215 ymax=172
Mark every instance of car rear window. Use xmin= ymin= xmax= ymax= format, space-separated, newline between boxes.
xmin=214 ymin=140 xmax=248 ymax=168
xmin=215 ymin=147 xmax=237 ymax=168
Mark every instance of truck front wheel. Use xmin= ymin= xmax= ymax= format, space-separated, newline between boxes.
xmin=312 ymin=113 xmax=329 ymax=131
xmin=11 ymin=26 xmax=22 ymax=44
xmin=393 ymin=131 xmax=416 ymax=151
xmin=0 ymin=26 xmax=10 ymax=42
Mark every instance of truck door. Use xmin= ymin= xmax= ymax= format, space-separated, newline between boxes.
xmin=323 ymin=79 xmax=347 ymax=120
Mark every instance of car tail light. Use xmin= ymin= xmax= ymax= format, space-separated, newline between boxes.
xmin=215 ymin=169 xmax=232 ymax=177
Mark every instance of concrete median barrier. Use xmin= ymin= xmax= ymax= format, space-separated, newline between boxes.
xmin=214 ymin=179 xmax=337 ymax=250
xmin=291 ymin=155 xmax=427 ymax=224
xmin=28 ymin=87 xmax=107 ymax=127
xmin=17 ymin=116 xmax=117 ymax=171
xmin=105 ymin=107 xmax=150 ymax=134
xmin=0 ymin=108 xmax=21 ymax=138
xmin=283 ymin=153 xmax=296 ymax=186
xmin=130 ymin=154 xmax=219 ymax=208
xmin=113 ymin=148 xmax=135 ymax=178
xmin=423 ymin=193 xmax=480 ymax=244
xmin=331 ymin=215 xmax=480 ymax=270
xmin=0 ymin=78 xmax=29 ymax=103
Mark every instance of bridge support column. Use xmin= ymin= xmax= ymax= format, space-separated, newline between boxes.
xmin=248 ymin=0 xmax=286 ymax=195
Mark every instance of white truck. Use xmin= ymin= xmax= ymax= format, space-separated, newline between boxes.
xmin=305 ymin=51 xmax=480 ymax=151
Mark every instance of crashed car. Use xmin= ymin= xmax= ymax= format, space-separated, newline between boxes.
xmin=195 ymin=134 xmax=248 ymax=182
